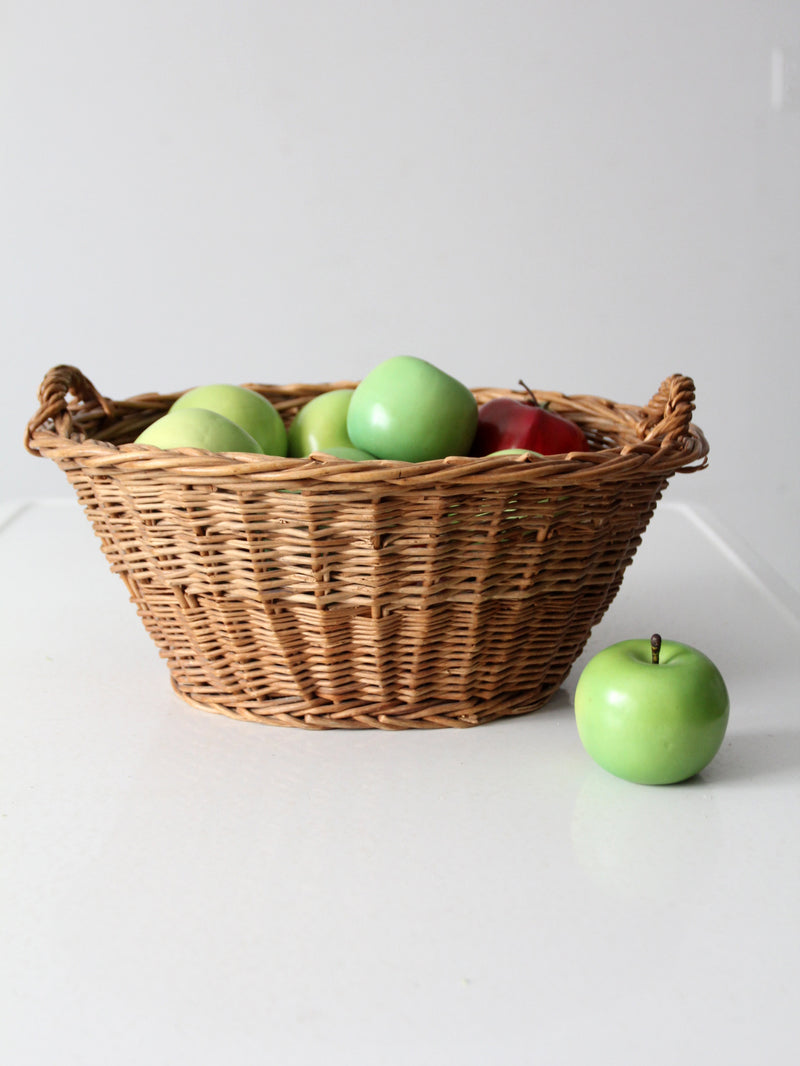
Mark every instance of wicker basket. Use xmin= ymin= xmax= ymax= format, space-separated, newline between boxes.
xmin=25 ymin=365 xmax=708 ymax=729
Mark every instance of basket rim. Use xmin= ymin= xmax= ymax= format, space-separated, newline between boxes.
xmin=25 ymin=368 xmax=710 ymax=485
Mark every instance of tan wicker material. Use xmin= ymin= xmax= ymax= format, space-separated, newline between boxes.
xmin=25 ymin=366 xmax=709 ymax=729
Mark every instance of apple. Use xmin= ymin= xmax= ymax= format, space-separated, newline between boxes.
xmin=347 ymin=355 xmax=478 ymax=462
xmin=315 ymin=445 xmax=376 ymax=460
xmin=574 ymin=634 xmax=729 ymax=785
xmin=487 ymin=448 xmax=543 ymax=457
xmin=472 ymin=381 xmax=589 ymax=456
xmin=135 ymin=407 xmax=264 ymax=453
xmin=287 ymin=388 xmax=357 ymax=457
xmin=171 ymin=384 xmax=287 ymax=456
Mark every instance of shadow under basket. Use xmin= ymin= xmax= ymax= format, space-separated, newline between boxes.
xmin=25 ymin=366 xmax=709 ymax=729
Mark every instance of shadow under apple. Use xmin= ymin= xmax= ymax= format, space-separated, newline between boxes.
xmin=699 ymin=727 xmax=800 ymax=786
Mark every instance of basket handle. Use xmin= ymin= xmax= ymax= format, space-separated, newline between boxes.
xmin=25 ymin=365 xmax=115 ymax=455
xmin=636 ymin=374 xmax=698 ymax=444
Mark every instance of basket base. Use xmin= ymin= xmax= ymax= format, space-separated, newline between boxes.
xmin=169 ymin=677 xmax=560 ymax=730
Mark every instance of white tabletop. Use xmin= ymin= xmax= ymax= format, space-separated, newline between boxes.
xmin=2 ymin=497 xmax=799 ymax=1065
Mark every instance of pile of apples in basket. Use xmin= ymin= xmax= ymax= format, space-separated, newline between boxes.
xmin=135 ymin=354 xmax=589 ymax=461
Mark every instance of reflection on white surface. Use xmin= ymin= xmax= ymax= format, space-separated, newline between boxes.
xmin=570 ymin=766 xmax=722 ymax=904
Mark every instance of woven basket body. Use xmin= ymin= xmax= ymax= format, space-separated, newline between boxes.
xmin=26 ymin=366 xmax=708 ymax=729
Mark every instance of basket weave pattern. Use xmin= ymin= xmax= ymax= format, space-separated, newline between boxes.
xmin=26 ymin=366 xmax=708 ymax=729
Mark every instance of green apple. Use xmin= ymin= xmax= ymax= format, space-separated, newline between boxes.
xmin=287 ymin=389 xmax=356 ymax=457
xmin=346 ymin=355 xmax=478 ymax=462
xmin=171 ymin=384 xmax=287 ymax=456
xmin=135 ymin=407 xmax=263 ymax=453
xmin=315 ymin=445 xmax=376 ymax=460
xmin=487 ymin=448 xmax=543 ymax=457
xmin=574 ymin=634 xmax=729 ymax=785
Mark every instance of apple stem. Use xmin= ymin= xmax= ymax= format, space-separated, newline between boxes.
xmin=518 ymin=379 xmax=540 ymax=407
xmin=651 ymin=633 xmax=662 ymax=665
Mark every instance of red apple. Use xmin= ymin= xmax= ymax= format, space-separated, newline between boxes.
xmin=471 ymin=381 xmax=590 ymax=456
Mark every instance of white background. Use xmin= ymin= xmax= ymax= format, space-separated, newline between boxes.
xmin=3 ymin=0 xmax=799 ymax=590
